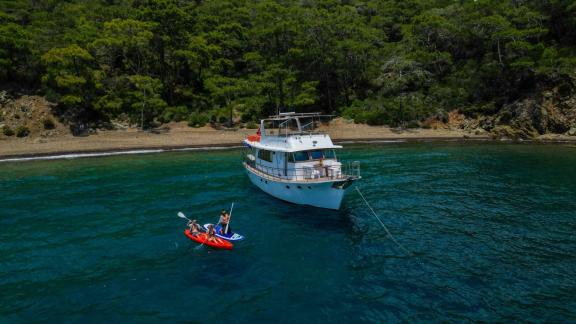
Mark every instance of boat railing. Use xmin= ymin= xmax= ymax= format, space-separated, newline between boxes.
xmin=244 ymin=158 xmax=361 ymax=182
xmin=262 ymin=113 xmax=332 ymax=138
xmin=263 ymin=128 xmax=326 ymax=138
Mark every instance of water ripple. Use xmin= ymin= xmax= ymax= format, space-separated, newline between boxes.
xmin=1 ymin=143 xmax=576 ymax=321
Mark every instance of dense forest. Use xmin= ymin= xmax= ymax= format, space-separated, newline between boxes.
xmin=1 ymin=0 xmax=575 ymax=132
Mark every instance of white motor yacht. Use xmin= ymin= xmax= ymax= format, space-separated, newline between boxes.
xmin=242 ymin=112 xmax=361 ymax=209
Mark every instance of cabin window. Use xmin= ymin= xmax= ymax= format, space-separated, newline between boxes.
xmin=289 ymin=149 xmax=337 ymax=162
xmin=324 ymin=149 xmax=336 ymax=159
xmin=258 ymin=149 xmax=273 ymax=162
xmin=310 ymin=150 xmax=323 ymax=160
xmin=293 ymin=151 xmax=309 ymax=162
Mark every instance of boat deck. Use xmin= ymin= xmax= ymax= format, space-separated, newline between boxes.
xmin=243 ymin=161 xmax=360 ymax=183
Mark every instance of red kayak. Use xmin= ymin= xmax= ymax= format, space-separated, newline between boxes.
xmin=184 ymin=229 xmax=233 ymax=250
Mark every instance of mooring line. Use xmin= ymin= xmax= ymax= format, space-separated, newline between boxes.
xmin=355 ymin=186 xmax=412 ymax=255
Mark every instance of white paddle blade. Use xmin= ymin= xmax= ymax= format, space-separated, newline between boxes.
xmin=225 ymin=203 xmax=233 ymax=234
xmin=177 ymin=212 xmax=188 ymax=219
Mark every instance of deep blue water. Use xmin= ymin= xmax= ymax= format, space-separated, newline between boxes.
xmin=1 ymin=142 xmax=576 ymax=322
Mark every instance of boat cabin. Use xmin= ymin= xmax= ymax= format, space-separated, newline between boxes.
xmin=243 ymin=113 xmax=358 ymax=181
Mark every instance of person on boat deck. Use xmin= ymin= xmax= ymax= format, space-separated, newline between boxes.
xmin=206 ymin=224 xmax=217 ymax=242
xmin=218 ymin=210 xmax=232 ymax=235
xmin=187 ymin=219 xmax=201 ymax=236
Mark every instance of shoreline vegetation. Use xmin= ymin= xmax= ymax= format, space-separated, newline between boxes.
xmin=1 ymin=119 xmax=575 ymax=161
xmin=1 ymin=94 xmax=575 ymax=160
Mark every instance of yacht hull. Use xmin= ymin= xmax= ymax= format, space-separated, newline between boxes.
xmin=245 ymin=166 xmax=351 ymax=209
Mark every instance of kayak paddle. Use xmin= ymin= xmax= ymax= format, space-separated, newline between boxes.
xmin=225 ymin=202 xmax=234 ymax=235
xmin=177 ymin=212 xmax=190 ymax=221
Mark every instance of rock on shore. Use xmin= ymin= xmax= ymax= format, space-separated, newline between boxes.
xmin=457 ymin=87 xmax=576 ymax=140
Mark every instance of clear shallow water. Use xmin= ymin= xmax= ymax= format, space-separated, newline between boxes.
xmin=1 ymin=143 xmax=576 ymax=322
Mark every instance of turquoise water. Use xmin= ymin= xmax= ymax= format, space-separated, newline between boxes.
xmin=1 ymin=143 xmax=576 ymax=322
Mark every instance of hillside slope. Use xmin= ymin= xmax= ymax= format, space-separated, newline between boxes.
xmin=0 ymin=93 xmax=69 ymax=140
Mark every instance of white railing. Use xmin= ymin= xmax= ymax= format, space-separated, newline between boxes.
xmin=243 ymin=158 xmax=361 ymax=182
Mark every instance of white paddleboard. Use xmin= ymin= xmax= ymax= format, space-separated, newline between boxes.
xmin=203 ymin=223 xmax=245 ymax=241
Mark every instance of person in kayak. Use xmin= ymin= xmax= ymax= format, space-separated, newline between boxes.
xmin=218 ymin=210 xmax=232 ymax=235
xmin=206 ymin=224 xmax=217 ymax=242
xmin=187 ymin=219 xmax=201 ymax=236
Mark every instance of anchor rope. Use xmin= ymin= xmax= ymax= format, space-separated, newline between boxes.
xmin=355 ymin=186 xmax=412 ymax=255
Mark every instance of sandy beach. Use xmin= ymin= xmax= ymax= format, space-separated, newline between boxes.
xmin=1 ymin=119 xmax=575 ymax=160
xmin=0 ymin=119 xmax=492 ymax=159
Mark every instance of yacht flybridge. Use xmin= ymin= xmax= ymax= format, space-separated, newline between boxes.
xmin=242 ymin=112 xmax=361 ymax=209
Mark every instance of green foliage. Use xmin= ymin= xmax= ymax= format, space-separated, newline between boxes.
xmin=342 ymin=101 xmax=393 ymax=126
xmin=15 ymin=125 xmax=30 ymax=137
xmin=1 ymin=0 xmax=575 ymax=128
xmin=125 ymin=75 xmax=167 ymax=128
xmin=188 ymin=112 xmax=209 ymax=128
xmin=246 ymin=121 xmax=258 ymax=129
xmin=160 ymin=106 xmax=189 ymax=123
xmin=405 ymin=120 xmax=421 ymax=129
xmin=2 ymin=126 xmax=15 ymax=136
xmin=41 ymin=44 xmax=97 ymax=117
xmin=0 ymin=21 xmax=31 ymax=81
xmin=91 ymin=19 xmax=156 ymax=74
